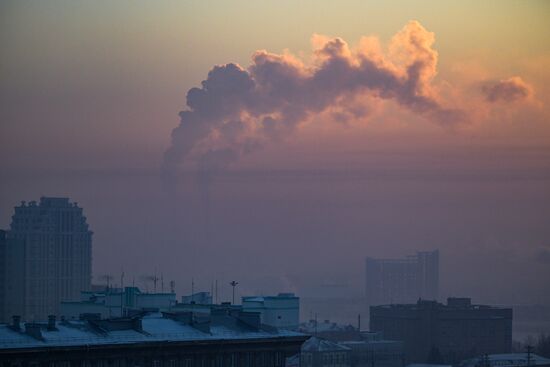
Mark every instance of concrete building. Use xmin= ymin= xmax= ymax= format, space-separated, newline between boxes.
xmin=370 ymin=298 xmax=513 ymax=364
xmin=60 ymin=286 xmax=176 ymax=319
xmin=1 ymin=197 xmax=92 ymax=322
xmin=242 ymin=293 xmax=299 ymax=330
xmin=300 ymin=336 xmax=352 ymax=367
xmin=0 ymin=308 xmax=308 ymax=366
xmin=366 ymin=250 xmax=439 ymax=305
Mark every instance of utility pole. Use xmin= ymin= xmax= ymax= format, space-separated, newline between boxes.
xmin=120 ymin=271 xmax=124 ymax=317
xmin=229 ymin=281 xmax=239 ymax=304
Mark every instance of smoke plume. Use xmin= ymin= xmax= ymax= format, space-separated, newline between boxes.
xmin=164 ymin=21 xmax=467 ymax=173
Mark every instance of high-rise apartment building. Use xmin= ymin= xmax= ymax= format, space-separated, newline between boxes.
xmin=0 ymin=197 xmax=92 ymax=322
xmin=365 ymin=250 xmax=439 ymax=305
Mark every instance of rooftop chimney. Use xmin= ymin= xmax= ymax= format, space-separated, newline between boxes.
xmin=47 ymin=315 xmax=57 ymax=331
xmin=25 ymin=323 xmax=43 ymax=340
xmin=11 ymin=315 xmax=21 ymax=331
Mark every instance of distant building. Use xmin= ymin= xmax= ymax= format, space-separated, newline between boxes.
xmin=296 ymin=324 xmax=404 ymax=367
xmin=242 ymin=293 xmax=300 ymax=330
xmin=459 ymin=353 xmax=550 ymax=367
xmin=60 ymin=286 xmax=176 ymax=319
xmin=366 ymin=250 xmax=439 ymax=305
xmin=370 ymin=298 xmax=513 ymax=364
xmin=1 ymin=197 xmax=92 ymax=322
xmin=300 ymin=336 xmax=352 ymax=367
xmin=0 ymin=308 xmax=308 ymax=366
xmin=299 ymin=319 xmax=358 ymax=341
xmin=182 ymin=291 xmax=212 ymax=304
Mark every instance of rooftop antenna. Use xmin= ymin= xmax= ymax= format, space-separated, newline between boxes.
xmin=314 ymin=313 xmax=318 ymax=336
xmin=153 ymin=269 xmax=158 ymax=293
xmin=99 ymin=274 xmax=113 ymax=291
xmin=229 ymin=281 xmax=239 ymax=305
xmin=120 ymin=270 xmax=125 ymax=317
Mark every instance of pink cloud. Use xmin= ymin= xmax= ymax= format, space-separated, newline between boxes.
xmin=481 ymin=76 xmax=533 ymax=103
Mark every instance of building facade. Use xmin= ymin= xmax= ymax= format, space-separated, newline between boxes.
xmin=370 ymin=298 xmax=513 ymax=364
xmin=1 ymin=197 xmax=92 ymax=322
xmin=0 ymin=308 xmax=308 ymax=366
xmin=365 ymin=250 xmax=439 ymax=305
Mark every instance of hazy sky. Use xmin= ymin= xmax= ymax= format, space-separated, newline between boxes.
xmin=1 ymin=1 xmax=549 ymax=305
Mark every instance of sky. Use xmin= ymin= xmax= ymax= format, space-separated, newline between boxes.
xmin=1 ymin=1 xmax=549 ymax=306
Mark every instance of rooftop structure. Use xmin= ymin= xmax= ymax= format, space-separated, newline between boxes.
xmin=181 ymin=291 xmax=212 ymax=305
xmin=366 ymin=250 xmax=439 ymax=305
xmin=60 ymin=286 xmax=176 ymax=320
xmin=1 ymin=197 xmax=92 ymax=322
xmin=370 ymin=298 xmax=513 ymax=364
xmin=242 ymin=293 xmax=299 ymax=330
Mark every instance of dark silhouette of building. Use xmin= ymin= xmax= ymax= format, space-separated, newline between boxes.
xmin=0 ymin=230 xmax=6 ymax=324
xmin=365 ymin=250 xmax=439 ymax=304
xmin=370 ymin=298 xmax=513 ymax=364
xmin=1 ymin=197 xmax=92 ymax=322
xmin=0 ymin=308 xmax=308 ymax=366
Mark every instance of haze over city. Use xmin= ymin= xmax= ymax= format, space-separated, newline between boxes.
xmin=1 ymin=0 xmax=550 ymax=351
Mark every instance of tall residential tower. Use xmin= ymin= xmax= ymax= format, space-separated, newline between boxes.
xmin=0 ymin=197 xmax=92 ymax=322
xmin=365 ymin=250 xmax=439 ymax=305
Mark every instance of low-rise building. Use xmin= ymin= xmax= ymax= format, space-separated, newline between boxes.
xmin=301 ymin=336 xmax=352 ymax=367
xmin=370 ymin=298 xmax=513 ymax=364
xmin=0 ymin=308 xmax=308 ymax=366
xmin=340 ymin=332 xmax=403 ymax=367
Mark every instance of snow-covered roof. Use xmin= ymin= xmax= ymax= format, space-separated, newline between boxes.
xmin=301 ymin=336 xmax=351 ymax=352
xmin=0 ymin=312 xmax=306 ymax=350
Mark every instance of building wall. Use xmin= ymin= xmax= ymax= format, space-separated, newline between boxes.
xmin=0 ymin=339 xmax=302 ymax=367
xmin=370 ymin=300 xmax=512 ymax=364
xmin=0 ymin=230 xmax=6 ymax=323
xmin=2 ymin=198 xmax=92 ymax=322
